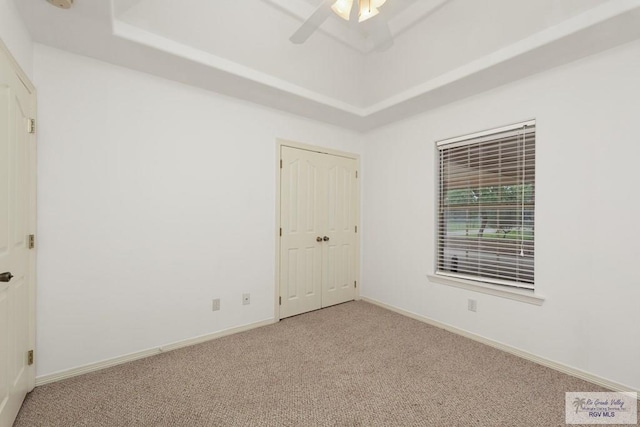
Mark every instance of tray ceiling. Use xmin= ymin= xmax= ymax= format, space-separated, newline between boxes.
xmin=16 ymin=0 xmax=640 ymax=131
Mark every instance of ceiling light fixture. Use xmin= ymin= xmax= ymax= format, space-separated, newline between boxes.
xmin=331 ymin=0 xmax=387 ymax=23
xmin=46 ymin=0 xmax=74 ymax=9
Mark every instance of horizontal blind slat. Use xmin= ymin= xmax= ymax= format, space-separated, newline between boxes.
xmin=437 ymin=121 xmax=535 ymax=287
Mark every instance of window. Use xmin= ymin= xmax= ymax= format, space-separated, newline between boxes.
xmin=437 ymin=120 xmax=535 ymax=289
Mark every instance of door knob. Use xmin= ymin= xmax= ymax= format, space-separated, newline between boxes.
xmin=323 ymin=236 xmax=330 ymax=242
xmin=316 ymin=236 xmax=323 ymax=242
xmin=0 ymin=272 xmax=14 ymax=282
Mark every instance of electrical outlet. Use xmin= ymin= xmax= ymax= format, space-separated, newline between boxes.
xmin=212 ymin=298 xmax=220 ymax=311
xmin=242 ymin=293 xmax=250 ymax=305
xmin=468 ymin=299 xmax=477 ymax=312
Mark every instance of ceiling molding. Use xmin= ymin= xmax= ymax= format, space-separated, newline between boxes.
xmin=359 ymin=1 xmax=640 ymax=130
xmin=16 ymin=0 xmax=640 ymax=132
xmin=110 ymin=1 xmax=640 ymax=131
xmin=364 ymin=0 xmax=640 ymax=116
xmin=113 ymin=21 xmax=364 ymax=116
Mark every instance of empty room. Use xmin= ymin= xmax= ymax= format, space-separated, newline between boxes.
xmin=1 ymin=0 xmax=639 ymax=425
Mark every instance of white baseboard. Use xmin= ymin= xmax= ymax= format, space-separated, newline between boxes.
xmin=35 ymin=318 xmax=276 ymax=386
xmin=36 ymin=302 xmax=639 ymax=396
xmin=361 ymin=297 xmax=639 ymax=395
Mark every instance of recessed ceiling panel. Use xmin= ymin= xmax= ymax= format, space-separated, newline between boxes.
xmin=15 ymin=0 xmax=640 ymax=131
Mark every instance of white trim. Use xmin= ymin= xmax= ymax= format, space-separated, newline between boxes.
xmin=428 ymin=274 xmax=544 ymax=305
xmin=435 ymin=271 xmax=534 ymax=291
xmin=361 ymin=297 xmax=639 ymax=395
xmin=35 ymin=318 xmax=276 ymax=386
xmin=437 ymin=119 xmax=536 ymax=147
xmin=0 ymin=38 xmax=35 ymax=93
xmin=278 ymin=139 xmax=361 ymax=160
xmin=112 ymin=21 xmax=364 ymax=117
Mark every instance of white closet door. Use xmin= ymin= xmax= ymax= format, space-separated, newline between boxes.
xmin=279 ymin=147 xmax=324 ymax=318
xmin=321 ymin=154 xmax=357 ymax=308
xmin=0 ymin=46 xmax=35 ymax=427
xmin=279 ymin=146 xmax=357 ymax=319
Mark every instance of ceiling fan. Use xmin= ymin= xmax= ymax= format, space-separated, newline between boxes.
xmin=290 ymin=0 xmax=393 ymax=51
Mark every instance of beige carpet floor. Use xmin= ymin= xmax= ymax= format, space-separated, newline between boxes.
xmin=15 ymin=301 xmax=636 ymax=426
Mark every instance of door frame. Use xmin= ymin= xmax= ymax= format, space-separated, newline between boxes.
xmin=275 ymin=139 xmax=360 ymax=321
xmin=0 ymin=38 xmax=37 ymax=392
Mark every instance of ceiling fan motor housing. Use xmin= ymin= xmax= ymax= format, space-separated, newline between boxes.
xmin=47 ymin=0 xmax=74 ymax=9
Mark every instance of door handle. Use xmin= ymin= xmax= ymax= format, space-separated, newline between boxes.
xmin=0 ymin=272 xmax=13 ymax=282
xmin=323 ymin=236 xmax=330 ymax=242
xmin=316 ymin=236 xmax=323 ymax=242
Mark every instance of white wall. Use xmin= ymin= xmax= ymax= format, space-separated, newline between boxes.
xmin=33 ymin=44 xmax=363 ymax=377
xmin=362 ymin=39 xmax=640 ymax=391
xmin=0 ymin=0 xmax=33 ymax=77
xmin=28 ymin=16 xmax=640 ymax=391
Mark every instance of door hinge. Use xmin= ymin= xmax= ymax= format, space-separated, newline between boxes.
xmin=279 ymin=228 xmax=282 ymax=237
xmin=28 ymin=234 xmax=35 ymax=249
xmin=356 ymin=170 xmax=358 ymax=178
xmin=354 ymin=281 xmax=357 ymax=288
xmin=280 ymin=159 xmax=282 ymax=169
xmin=279 ymin=296 xmax=282 ymax=305
xmin=28 ymin=118 xmax=36 ymax=134
xmin=27 ymin=350 xmax=34 ymax=366
xmin=355 ymin=225 xmax=358 ymax=233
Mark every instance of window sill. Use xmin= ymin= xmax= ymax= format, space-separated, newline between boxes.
xmin=426 ymin=273 xmax=545 ymax=306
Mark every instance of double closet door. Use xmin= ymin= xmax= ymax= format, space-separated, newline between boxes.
xmin=279 ymin=146 xmax=358 ymax=319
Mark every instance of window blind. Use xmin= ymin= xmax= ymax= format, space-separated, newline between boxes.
xmin=437 ymin=121 xmax=535 ymax=289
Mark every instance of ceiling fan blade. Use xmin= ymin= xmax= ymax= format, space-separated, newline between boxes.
xmin=349 ymin=0 xmax=360 ymax=29
xmin=349 ymin=0 xmax=360 ymax=22
xmin=290 ymin=0 xmax=334 ymax=44
xmin=369 ymin=14 xmax=394 ymax=51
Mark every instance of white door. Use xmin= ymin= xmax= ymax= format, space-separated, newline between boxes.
xmin=279 ymin=146 xmax=357 ymax=319
xmin=0 ymin=42 xmax=36 ymax=427
xmin=279 ymin=147 xmax=324 ymax=318
xmin=321 ymin=154 xmax=357 ymax=308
